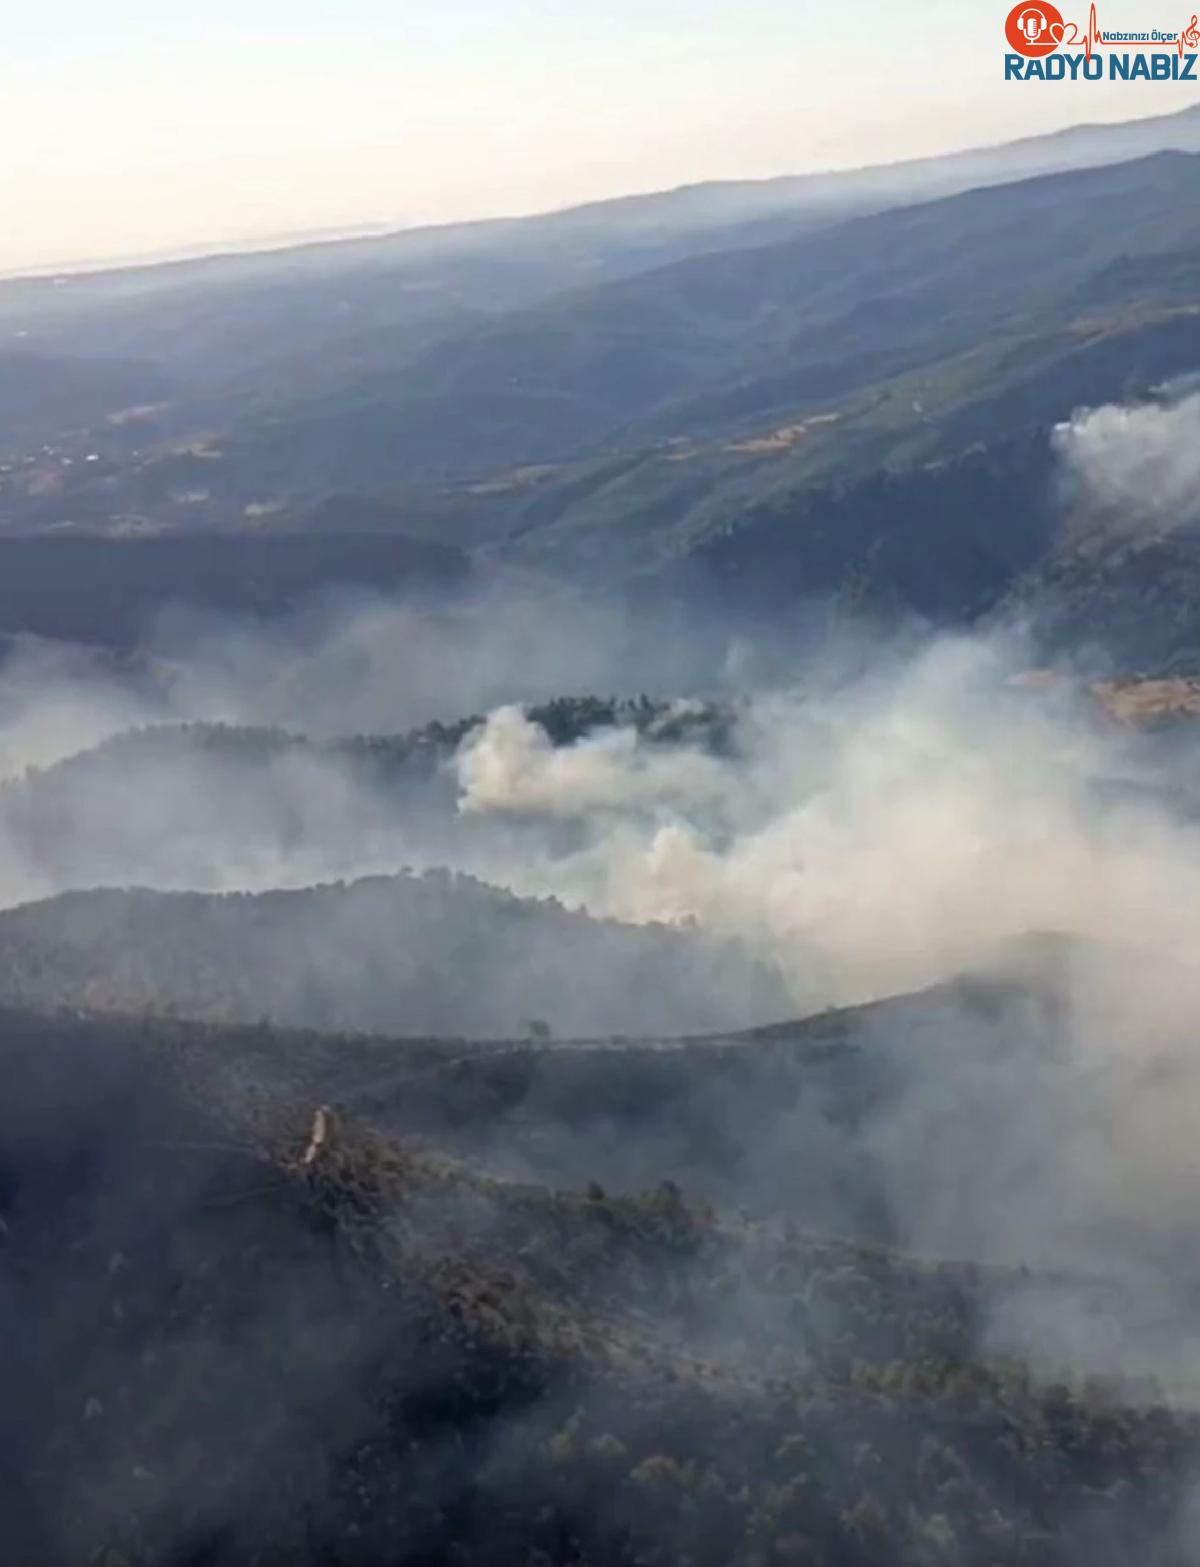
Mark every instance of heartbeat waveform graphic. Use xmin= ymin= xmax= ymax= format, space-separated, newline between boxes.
xmin=1052 ymin=3 xmax=1200 ymax=56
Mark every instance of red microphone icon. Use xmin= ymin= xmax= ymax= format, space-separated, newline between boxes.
xmin=1005 ymin=0 xmax=1063 ymax=55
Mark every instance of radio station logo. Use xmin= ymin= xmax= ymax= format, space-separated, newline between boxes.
xmin=1005 ymin=0 xmax=1200 ymax=74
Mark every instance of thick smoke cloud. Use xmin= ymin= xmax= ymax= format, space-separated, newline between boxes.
xmin=10 ymin=584 xmax=1200 ymax=1493
xmin=453 ymin=632 xmax=1200 ymax=1008
xmin=0 ymin=636 xmax=163 ymax=777
xmin=1053 ymin=389 xmax=1200 ymax=531
xmin=0 ymin=583 xmax=735 ymax=782
xmin=457 ymin=702 xmax=731 ymax=819
xmin=150 ymin=580 xmax=777 ymax=739
xmin=4 ymin=606 xmax=1200 ymax=1018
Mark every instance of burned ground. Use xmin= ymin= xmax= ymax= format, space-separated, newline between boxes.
xmin=4 ymin=989 xmax=1200 ymax=1567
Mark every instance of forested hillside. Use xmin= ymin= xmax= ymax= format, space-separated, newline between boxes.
xmin=6 ymin=975 xmax=1200 ymax=1567
xmin=9 ymin=89 xmax=1200 ymax=1567
xmin=0 ymin=875 xmax=786 ymax=1038
xmin=6 ymin=138 xmax=1200 ymax=670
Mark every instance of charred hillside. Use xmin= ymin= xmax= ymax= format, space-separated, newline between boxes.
xmin=4 ymin=1003 xmax=1200 ymax=1567
xmin=0 ymin=875 xmax=788 ymax=1039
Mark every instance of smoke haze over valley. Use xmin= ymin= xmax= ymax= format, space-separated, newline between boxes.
xmin=13 ymin=63 xmax=1200 ymax=1567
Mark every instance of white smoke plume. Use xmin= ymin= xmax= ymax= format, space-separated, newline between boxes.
xmin=452 ymin=632 xmax=1200 ymax=1007
xmin=1054 ymin=390 xmax=1200 ymax=531
xmin=2 ymin=597 xmax=1200 ymax=1028
xmin=457 ymin=703 xmax=731 ymax=819
xmin=9 ymin=597 xmax=1200 ymax=1396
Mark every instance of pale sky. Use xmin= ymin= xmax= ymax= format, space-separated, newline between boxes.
xmin=3 ymin=0 xmax=1200 ymax=273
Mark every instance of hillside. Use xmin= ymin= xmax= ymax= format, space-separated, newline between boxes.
xmin=0 ymin=876 xmax=787 ymax=1038
xmin=6 ymin=963 xmax=1200 ymax=1566
xmin=0 ymin=700 xmax=731 ymax=891
xmin=54 ymin=151 xmax=1200 ymax=520
xmin=5 ymin=148 xmax=1200 ymax=667
xmin=12 ymin=96 xmax=1200 ymax=1567
xmin=8 ymin=101 xmax=1200 ymax=383
xmin=0 ymin=533 xmax=470 ymax=644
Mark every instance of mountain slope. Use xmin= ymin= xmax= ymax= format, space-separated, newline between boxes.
xmin=208 ymin=151 xmax=1200 ymax=501
xmin=6 ymin=973 xmax=1200 ymax=1565
xmin=0 ymin=876 xmax=787 ymax=1038
xmin=0 ymin=534 xmax=469 ymax=643
xmin=4 ymin=110 xmax=1200 ymax=532
xmin=7 ymin=135 xmax=1200 ymax=663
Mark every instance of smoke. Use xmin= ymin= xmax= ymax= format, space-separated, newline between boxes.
xmin=431 ymin=621 xmax=1200 ymax=1392
xmin=451 ymin=631 xmax=1200 ymax=1007
xmin=3 ymin=596 xmax=1200 ymax=1026
xmin=0 ymin=581 xmax=745 ymax=789
xmin=0 ymin=585 xmax=746 ymax=910
xmin=10 ymin=591 xmax=1200 ymax=1559
xmin=1053 ymin=390 xmax=1200 ymax=532
xmin=5 ymin=602 xmax=1200 ymax=1020
xmin=457 ymin=702 xmax=731 ymax=819
xmin=149 ymin=579 xmax=768 ymax=740
xmin=0 ymin=635 xmax=166 ymax=778
xmin=6 ymin=596 xmax=1200 ymax=1237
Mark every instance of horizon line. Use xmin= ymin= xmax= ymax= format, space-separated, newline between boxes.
xmin=3 ymin=95 xmax=1197 ymax=288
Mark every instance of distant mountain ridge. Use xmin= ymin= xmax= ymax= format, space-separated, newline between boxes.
xmin=4 ymin=114 xmax=1200 ymax=664
xmin=8 ymin=100 xmax=1200 ymax=289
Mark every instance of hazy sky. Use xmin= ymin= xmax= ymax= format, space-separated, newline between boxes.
xmin=4 ymin=0 xmax=1199 ymax=273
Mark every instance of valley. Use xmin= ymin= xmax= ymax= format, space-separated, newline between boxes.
xmin=9 ymin=88 xmax=1200 ymax=1567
